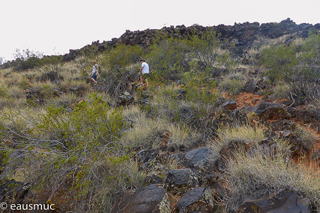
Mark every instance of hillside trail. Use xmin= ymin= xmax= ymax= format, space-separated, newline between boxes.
xmin=231 ymin=91 xmax=320 ymax=169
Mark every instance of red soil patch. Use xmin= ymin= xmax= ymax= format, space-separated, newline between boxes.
xmin=234 ymin=92 xmax=263 ymax=108
xmin=232 ymin=91 xmax=320 ymax=168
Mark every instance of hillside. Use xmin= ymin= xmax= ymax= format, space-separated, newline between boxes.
xmin=0 ymin=18 xmax=320 ymax=212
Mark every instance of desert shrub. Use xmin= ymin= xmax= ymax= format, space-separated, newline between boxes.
xmin=146 ymin=37 xmax=189 ymax=81
xmin=148 ymin=84 xmax=219 ymax=141
xmin=186 ymin=29 xmax=235 ymax=76
xmin=12 ymin=49 xmax=43 ymax=71
xmin=35 ymin=93 xmax=124 ymax=147
xmin=121 ymin=109 xmax=168 ymax=148
xmin=219 ymin=72 xmax=246 ymax=95
xmin=167 ymin=124 xmax=201 ymax=150
xmin=0 ymin=92 xmax=148 ymax=212
xmin=146 ymin=30 xmax=235 ymax=82
xmin=260 ymin=33 xmax=320 ymax=103
xmin=44 ymin=92 xmax=81 ymax=108
xmin=106 ymin=44 xmax=143 ymax=73
xmin=39 ymin=55 xmax=64 ymax=76
xmin=224 ymin=139 xmax=320 ymax=211
xmin=121 ymin=106 xmax=200 ymax=149
xmin=271 ymin=81 xmax=291 ymax=99
xmin=294 ymin=124 xmax=317 ymax=150
xmin=0 ymin=83 xmax=27 ymax=108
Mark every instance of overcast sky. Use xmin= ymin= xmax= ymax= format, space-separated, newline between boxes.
xmin=1 ymin=0 xmax=319 ymax=61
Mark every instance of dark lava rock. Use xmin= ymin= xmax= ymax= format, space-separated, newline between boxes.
xmin=136 ymin=149 xmax=159 ymax=164
xmin=183 ymin=148 xmax=211 ymax=171
xmin=237 ymin=191 xmax=309 ymax=213
xmin=222 ymin=100 xmax=237 ymax=111
xmin=144 ymin=175 xmax=163 ymax=184
xmin=296 ymin=109 xmax=320 ymax=125
xmin=253 ymin=102 xmax=291 ymax=120
xmin=243 ymin=80 xmax=258 ymax=93
xmin=164 ymin=169 xmax=198 ymax=194
xmin=68 ymin=85 xmax=86 ymax=96
xmin=111 ymin=184 xmax=170 ymax=213
xmin=270 ymin=119 xmax=296 ymax=131
xmin=173 ymin=187 xmax=215 ymax=213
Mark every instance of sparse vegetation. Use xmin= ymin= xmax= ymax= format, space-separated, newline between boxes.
xmin=1 ymin=22 xmax=320 ymax=212
xmin=260 ymin=33 xmax=320 ymax=103
xmin=209 ymin=125 xmax=265 ymax=161
xmin=225 ymin=139 xmax=320 ymax=211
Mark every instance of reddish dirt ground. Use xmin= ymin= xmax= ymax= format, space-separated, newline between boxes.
xmin=232 ymin=91 xmax=320 ymax=168
xmin=234 ymin=92 xmax=263 ymax=108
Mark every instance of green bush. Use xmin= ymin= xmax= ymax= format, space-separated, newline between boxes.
xmin=36 ymin=93 xmax=124 ymax=148
xmin=186 ymin=29 xmax=235 ymax=76
xmin=0 ymin=92 xmax=148 ymax=211
xmin=106 ymin=44 xmax=143 ymax=73
xmin=219 ymin=72 xmax=246 ymax=95
xmin=13 ymin=49 xmax=43 ymax=71
xmin=146 ymin=37 xmax=189 ymax=81
xmin=182 ymin=72 xmax=219 ymax=105
xmin=260 ymin=33 xmax=320 ymax=102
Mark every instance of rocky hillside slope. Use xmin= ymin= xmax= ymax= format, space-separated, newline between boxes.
xmin=0 ymin=18 xmax=320 ymax=213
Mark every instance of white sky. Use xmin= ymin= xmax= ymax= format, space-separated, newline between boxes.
xmin=0 ymin=0 xmax=319 ymax=61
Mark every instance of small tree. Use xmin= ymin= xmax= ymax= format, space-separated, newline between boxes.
xmin=260 ymin=33 xmax=320 ymax=103
xmin=13 ymin=49 xmax=43 ymax=71
xmin=146 ymin=36 xmax=189 ymax=81
xmin=106 ymin=44 xmax=143 ymax=73
xmin=187 ymin=29 xmax=235 ymax=76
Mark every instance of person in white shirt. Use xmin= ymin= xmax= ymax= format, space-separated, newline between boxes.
xmin=90 ymin=60 xmax=99 ymax=85
xmin=139 ymin=59 xmax=149 ymax=87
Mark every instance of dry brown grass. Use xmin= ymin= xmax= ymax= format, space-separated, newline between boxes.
xmin=294 ymin=124 xmax=317 ymax=150
xmin=121 ymin=106 xmax=200 ymax=149
xmin=209 ymin=125 xmax=265 ymax=161
xmin=225 ymin=139 xmax=320 ymax=211
xmin=219 ymin=72 xmax=246 ymax=95
xmin=270 ymin=81 xmax=291 ymax=99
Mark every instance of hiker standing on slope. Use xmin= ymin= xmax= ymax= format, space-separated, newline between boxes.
xmin=139 ymin=59 xmax=149 ymax=87
xmin=90 ymin=60 xmax=99 ymax=85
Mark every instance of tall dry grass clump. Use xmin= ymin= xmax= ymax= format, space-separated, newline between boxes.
xmin=224 ymin=139 xmax=320 ymax=211
xmin=210 ymin=125 xmax=265 ymax=161
xmin=121 ymin=106 xmax=200 ymax=149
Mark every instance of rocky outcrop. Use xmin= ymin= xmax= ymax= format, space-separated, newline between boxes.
xmin=111 ymin=184 xmax=170 ymax=213
xmin=164 ymin=169 xmax=198 ymax=195
xmin=253 ymin=102 xmax=291 ymax=120
xmin=3 ymin=19 xmax=319 ymax=70
xmin=243 ymin=80 xmax=258 ymax=93
xmin=237 ymin=191 xmax=310 ymax=213
xmin=222 ymin=99 xmax=237 ymax=111
xmin=173 ymin=187 xmax=215 ymax=213
xmin=135 ymin=148 xmax=159 ymax=170
xmin=183 ymin=147 xmax=212 ymax=171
